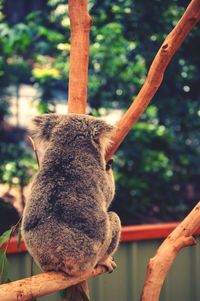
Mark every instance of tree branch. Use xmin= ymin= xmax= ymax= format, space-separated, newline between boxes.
xmin=106 ymin=0 xmax=200 ymax=161
xmin=66 ymin=1 xmax=92 ymax=299
xmin=140 ymin=201 xmax=200 ymax=301
xmin=67 ymin=0 xmax=92 ymax=114
xmin=0 ymin=266 xmax=106 ymax=301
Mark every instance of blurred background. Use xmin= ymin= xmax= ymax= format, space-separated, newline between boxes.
xmin=0 ymin=0 xmax=200 ymax=234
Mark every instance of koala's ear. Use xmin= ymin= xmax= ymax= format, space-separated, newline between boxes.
xmin=30 ymin=114 xmax=60 ymax=141
xmin=91 ymin=119 xmax=114 ymax=151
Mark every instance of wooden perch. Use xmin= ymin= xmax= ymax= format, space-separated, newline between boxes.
xmin=106 ymin=0 xmax=200 ymax=161
xmin=141 ymin=201 xmax=200 ymax=301
xmin=0 ymin=266 xmax=106 ymax=301
xmin=67 ymin=0 xmax=92 ymax=114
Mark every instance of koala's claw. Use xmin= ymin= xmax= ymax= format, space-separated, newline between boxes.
xmin=97 ymin=256 xmax=117 ymax=273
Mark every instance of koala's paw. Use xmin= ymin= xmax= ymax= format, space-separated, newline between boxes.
xmin=97 ymin=256 xmax=117 ymax=273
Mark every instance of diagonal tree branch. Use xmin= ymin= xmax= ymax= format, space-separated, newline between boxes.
xmin=106 ymin=0 xmax=200 ymax=161
xmin=0 ymin=266 xmax=106 ymax=301
xmin=140 ymin=201 xmax=200 ymax=301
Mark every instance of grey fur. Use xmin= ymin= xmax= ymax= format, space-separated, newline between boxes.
xmin=22 ymin=113 xmax=121 ymax=275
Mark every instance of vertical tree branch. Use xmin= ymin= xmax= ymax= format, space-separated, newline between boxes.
xmin=66 ymin=1 xmax=92 ymax=299
xmin=67 ymin=0 xmax=92 ymax=114
xmin=106 ymin=0 xmax=200 ymax=161
xmin=141 ymin=201 xmax=200 ymax=301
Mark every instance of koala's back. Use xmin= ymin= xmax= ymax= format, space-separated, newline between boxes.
xmin=22 ymin=115 xmax=115 ymax=274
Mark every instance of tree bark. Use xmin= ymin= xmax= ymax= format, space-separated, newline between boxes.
xmin=67 ymin=0 xmax=92 ymax=114
xmin=0 ymin=266 xmax=106 ymax=301
xmin=140 ymin=201 xmax=200 ymax=301
xmin=66 ymin=1 xmax=92 ymax=299
xmin=106 ymin=0 xmax=200 ymax=161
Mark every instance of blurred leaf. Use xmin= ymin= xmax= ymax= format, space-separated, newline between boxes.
xmin=0 ymin=229 xmax=12 ymax=248
xmin=4 ymin=277 xmax=12 ymax=283
xmin=17 ymin=229 xmax=22 ymax=249
xmin=0 ymin=250 xmax=9 ymax=284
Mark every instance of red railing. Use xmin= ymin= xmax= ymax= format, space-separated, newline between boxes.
xmin=121 ymin=222 xmax=179 ymax=242
xmin=5 ymin=222 xmax=200 ymax=254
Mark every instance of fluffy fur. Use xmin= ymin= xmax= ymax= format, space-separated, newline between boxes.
xmin=22 ymin=113 xmax=121 ymax=275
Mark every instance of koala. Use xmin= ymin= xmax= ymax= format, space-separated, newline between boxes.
xmin=22 ymin=113 xmax=121 ymax=276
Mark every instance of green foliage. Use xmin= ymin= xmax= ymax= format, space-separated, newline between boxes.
xmin=0 ymin=229 xmax=12 ymax=248
xmin=0 ymin=250 xmax=9 ymax=283
xmin=0 ymin=143 xmax=37 ymax=188
xmin=88 ymin=0 xmax=200 ymax=223
xmin=0 ymin=222 xmax=23 ymax=284
xmin=113 ymin=103 xmax=200 ymax=224
xmin=0 ymin=229 xmax=12 ymax=284
xmin=0 ymin=99 xmax=9 ymax=121
xmin=89 ymin=22 xmax=146 ymax=108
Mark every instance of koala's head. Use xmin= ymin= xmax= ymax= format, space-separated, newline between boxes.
xmin=29 ymin=113 xmax=114 ymax=166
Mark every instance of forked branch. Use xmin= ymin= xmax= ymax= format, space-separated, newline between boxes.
xmin=141 ymin=201 xmax=200 ymax=301
xmin=106 ymin=0 xmax=200 ymax=161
